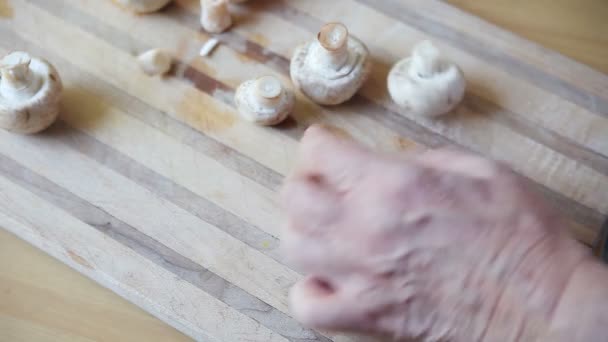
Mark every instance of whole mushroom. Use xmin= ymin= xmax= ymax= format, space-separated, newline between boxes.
xmin=290 ymin=22 xmax=371 ymax=105
xmin=234 ymin=75 xmax=294 ymax=126
xmin=387 ymin=40 xmax=466 ymax=117
xmin=0 ymin=52 xmax=63 ymax=134
xmin=112 ymin=0 xmax=172 ymax=13
xmin=137 ymin=49 xmax=172 ymax=76
xmin=201 ymin=0 xmax=232 ymax=34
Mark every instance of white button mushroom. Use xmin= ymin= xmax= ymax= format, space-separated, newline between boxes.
xmin=201 ymin=0 xmax=232 ymax=34
xmin=387 ymin=40 xmax=466 ymax=117
xmin=0 ymin=52 xmax=63 ymax=134
xmin=234 ymin=75 xmax=294 ymax=126
xmin=112 ymin=0 xmax=172 ymax=13
xmin=137 ymin=49 xmax=172 ymax=76
xmin=290 ymin=22 xmax=371 ymax=106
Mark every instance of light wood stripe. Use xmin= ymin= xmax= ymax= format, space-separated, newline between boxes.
xmin=0 ymin=152 xmax=328 ymax=342
xmin=0 ymin=175 xmax=288 ymax=342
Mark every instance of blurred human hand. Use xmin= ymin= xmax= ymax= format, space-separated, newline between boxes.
xmin=281 ymin=126 xmax=593 ymax=341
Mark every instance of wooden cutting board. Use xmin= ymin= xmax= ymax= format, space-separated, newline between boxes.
xmin=0 ymin=0 xmax=607 ymax=341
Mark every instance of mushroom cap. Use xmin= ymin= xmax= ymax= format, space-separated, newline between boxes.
xmin=234 ymin=77 xmax=294 ymax=126
xmin=387 ymin=57 xmax=465 ymax=117
xmin=0 ymin=56 xmax=62 ymax=134
xmin=290 ymin=36 xmax=371 ymax=106
xmin=112 ymin=0 xmax=172 ymax=13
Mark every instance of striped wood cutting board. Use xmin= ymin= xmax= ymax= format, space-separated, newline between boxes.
xmin=1 ymin=0 xmax=607 ymax=341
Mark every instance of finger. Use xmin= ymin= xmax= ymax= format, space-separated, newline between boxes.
xmin=296 ymin=125 xmax=369 ymax=192
xmin=412 ymin=149 xmax=498 ymax=179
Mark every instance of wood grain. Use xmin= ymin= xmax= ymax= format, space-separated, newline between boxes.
xmin=1 ymin=0 xmax=607 ymax=341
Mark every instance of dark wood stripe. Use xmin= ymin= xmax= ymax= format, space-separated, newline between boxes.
xmin=353 ymin=0 xmax=608 ymax=118
xmin=0 ymin=151 xmax=327 ymax=342
xmin=25 ymin=0 xmax=605 ymax=238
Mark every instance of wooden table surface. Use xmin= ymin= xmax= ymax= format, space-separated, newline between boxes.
xmin=1 ymin=0 xmax=607 ymax=341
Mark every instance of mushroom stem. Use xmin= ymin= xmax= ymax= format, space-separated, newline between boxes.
xmin=1 ymin=52 xmax=33 ymax=89
xmin=253 ymin=76 xmax=283 ymax=108
xmin=201 ymin=0 xmax=232 ymax=33
xmin=0 ymin=52 xmax=41 ymax=99
xmin=316 ymin=23 xmax=349 ymax=70
xmin=409 ymin=40 xmax=442 ymax=78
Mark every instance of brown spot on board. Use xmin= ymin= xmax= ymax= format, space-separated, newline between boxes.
xmin=249 ymin=32 xmax=270 ymax=47
xmin=0 ymin=0 xmax=13 ymax=18
xmin=176 ymin=89 xmax=236 ymax=132
xmin=67 ymin=250 xmax=93 ymax=269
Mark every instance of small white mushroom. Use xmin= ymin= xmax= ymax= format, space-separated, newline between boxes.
xmin=112 ymin=0 xmax=172 ymax=13
xmin=387 ymin=41 xmax=466 ymax=117
xmin=234 ymin=75 xmax=294 ymax=126
xmin=0 ymin=52 xmax=63 ymax=134
xmin=201 ymin=0 xmax=232 ymax=34
xmin=137 ymin=49 xmax=172 ymax=76
xmin=290 ymin=22 xmax=371 ymax=105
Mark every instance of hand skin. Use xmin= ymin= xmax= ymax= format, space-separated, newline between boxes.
xmin=280 ymin=125 xmax=608 ymax=341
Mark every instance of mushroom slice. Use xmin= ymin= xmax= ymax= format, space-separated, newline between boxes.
xmin=0 ymin=51 xmax=63 ymax=134
xmin=235 ymin=75 xmax=295 ymax=126
xmin=388 ymin=41 xmax=466 ymax=117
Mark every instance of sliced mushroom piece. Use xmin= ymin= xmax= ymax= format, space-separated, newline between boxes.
xmin=0 ymin=51 xmax=63 ymax=134
xmin=112 ymin=0 xmax=172 ymax=13
xmin=201 ymin=0 xmax=232 ymax=33
xmin=388 ymin=40 xmax=466 ymax=117
xmin=234 ymin=75 xmax=295 ymax=126
xmin=137 ymin=49 xmax=172 ymax=76
xmin=290 ymin=22 xmax=371 ymax=106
